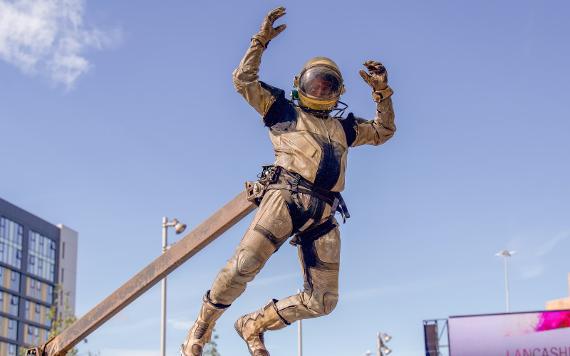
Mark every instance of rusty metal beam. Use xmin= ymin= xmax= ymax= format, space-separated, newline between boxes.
xmin=28 ymin=191 xmax=256 ymax=356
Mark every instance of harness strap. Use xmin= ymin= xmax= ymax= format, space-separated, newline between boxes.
xmin=266 ymin=167 xmax=351 ymax=223
xmin=290 ymin=218 xmax=340 ymax=289
xmin=280 ymin=188 xmax=307 ymax=233
xmin=289 ymin=218 xmax=337 ymax=247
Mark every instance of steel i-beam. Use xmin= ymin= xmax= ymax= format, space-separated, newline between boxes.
xmin=27 ymin=191 xmax=256 ymax=356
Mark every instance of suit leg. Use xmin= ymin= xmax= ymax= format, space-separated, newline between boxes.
xmin=274 ymin=225 xmax=341 ymax=322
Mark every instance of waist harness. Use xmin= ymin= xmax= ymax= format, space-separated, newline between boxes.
xmin=245 ymin=165 xmax=350 ymax=243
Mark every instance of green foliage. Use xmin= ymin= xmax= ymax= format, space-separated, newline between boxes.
xmin=18 ymin=285 xmax=79 ymax=356
xmin=202 ymin=329 xmax=221 ymax=356
xmin=48 ymin=285 xmax=79 ymax=356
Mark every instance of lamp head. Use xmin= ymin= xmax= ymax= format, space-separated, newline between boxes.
xmin=174 ymin=221 xmax=187 ymax=234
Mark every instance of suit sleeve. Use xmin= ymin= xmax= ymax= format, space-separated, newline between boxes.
xmin=232 ymin=38 xmax=297 ymax=131
xmin=341 ymin=86 xmax=396 ymax=147
xmin=232 ymin=38 xmax=277 ymax=117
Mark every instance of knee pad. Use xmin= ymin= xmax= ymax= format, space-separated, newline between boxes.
xmin=322 ymin=292 xmax=339 ymax=315
xmin=304 ymin=291 xmax=338 ymax=316
xmin=235 ymin=248 xmax=264 ymax=277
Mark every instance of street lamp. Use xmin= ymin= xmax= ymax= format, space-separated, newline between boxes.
xmin=377 ymin=331 xmax=392 ymax=356
xmin=297 ymin=289 xmax=303 ymax=356
xmin=495 ymin=249 xmax=516 ymax=312
xmin=161 ymin=217 xmax=187 ymax=356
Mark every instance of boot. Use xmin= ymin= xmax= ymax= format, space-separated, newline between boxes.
xmin=181 ymin=291 xmax=228 ymax=356
xmin=234 ymin=299 xmax=289 ymax=356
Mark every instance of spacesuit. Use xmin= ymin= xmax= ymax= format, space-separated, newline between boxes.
xmin=181 ymin=7 xmax=395 ymax=356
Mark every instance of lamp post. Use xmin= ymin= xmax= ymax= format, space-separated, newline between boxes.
xmin=298 ymin=289 xmax=303 ymax=356
xmin=161 ymin=217 xmax=187 ymax=356
xmin=495 ymin=249 xmax=515 ymax=312
xmin=377 ymin=331 xmax=392 ymax=356
xmin=298 ymin=314 xmax=303 ymax=356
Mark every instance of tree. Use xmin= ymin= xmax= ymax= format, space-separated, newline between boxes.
xmin=18 ymin=286 xmax=78 ymax=356
xmin=47 ymin=286 xmax=79 ymax=356
xmin=202 ymin=329 xmax=221 ymax=356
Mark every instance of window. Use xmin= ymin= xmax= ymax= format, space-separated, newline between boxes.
xmin=27 ymin=231 xmax=56 ymax=281
xmin=34 ymin=304 xmax=41 ymax=322
xmin=0 ymin=342 xmax=17 ymax=356
xmin=47 ymin=284 xmax=54 ymax=304
xmin=0 ymin=292 xmax=18 ymax=316
xmin=26 ymin=277 xmax=54 ymax=304
xmin=9 ymin=295 xmax=18 ymax=316
xmin=0 ymin=316 xmax=18 ymax=340
xmin=0 ymin=217 xmax=23 ymax=268
xmin=2 ymin=268 xmax=21 ymax=292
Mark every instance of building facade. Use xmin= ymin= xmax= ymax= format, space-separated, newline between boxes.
xmin=0 ymin=198 xmax=77 ymax=354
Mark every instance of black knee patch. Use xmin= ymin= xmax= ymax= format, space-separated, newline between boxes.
xmin=254 ymin=224 xmax=284 ymax=251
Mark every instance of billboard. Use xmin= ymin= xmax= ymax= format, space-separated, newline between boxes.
xmin=449 ymin=310 xmax=570 ymax=356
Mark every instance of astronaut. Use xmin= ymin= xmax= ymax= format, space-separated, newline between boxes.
xmin=181 ymin=6 xmax=395 ymax=356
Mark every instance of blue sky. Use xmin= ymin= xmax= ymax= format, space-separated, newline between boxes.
xmin=1 ymin=0 xmax=570 ymax=355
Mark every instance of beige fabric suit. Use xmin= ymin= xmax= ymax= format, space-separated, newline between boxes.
xmin=206 ymin=37 xmax=396 ymax=325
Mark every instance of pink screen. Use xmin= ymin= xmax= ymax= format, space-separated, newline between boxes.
xmin=449 ymin=310 xmax=570 ymax=356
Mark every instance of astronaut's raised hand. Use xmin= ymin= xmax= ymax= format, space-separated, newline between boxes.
xmin=253 ymin=6 xmax=287 ymax=48
xmin=359 ymin=60 xmax=389 ymax=91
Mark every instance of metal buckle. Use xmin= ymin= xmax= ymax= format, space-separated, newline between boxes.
xmin=245 ymin=181 xmax=265 ymax=204
xmin=259 ymin=165 xmax=279 ymax=185
xmin=26 ymin=347 xmax=43 ymax=356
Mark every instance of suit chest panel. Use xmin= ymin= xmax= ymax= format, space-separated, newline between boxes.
xmin=295 ymin=111 xmax=348 ymax=149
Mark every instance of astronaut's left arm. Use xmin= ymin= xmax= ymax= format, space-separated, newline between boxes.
xmin=342 ymin=61 xmax=396 ymax=147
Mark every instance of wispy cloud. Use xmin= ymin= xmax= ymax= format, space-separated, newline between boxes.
xmin=0 ymin=0 xmax=119 ymax=88
xmin=509 ymin=229 xmax=570 ymax=280
xmin=519 ymin=263 xmax=544 ymax=280
xmin=168 ymin=318 xmax=191 ymax=331
xmin=537 ymin=230 xmax=570 ymax=257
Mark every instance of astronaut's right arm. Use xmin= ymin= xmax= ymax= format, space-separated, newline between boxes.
xmin=232 ymin=7 xmax=287 ymax=117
